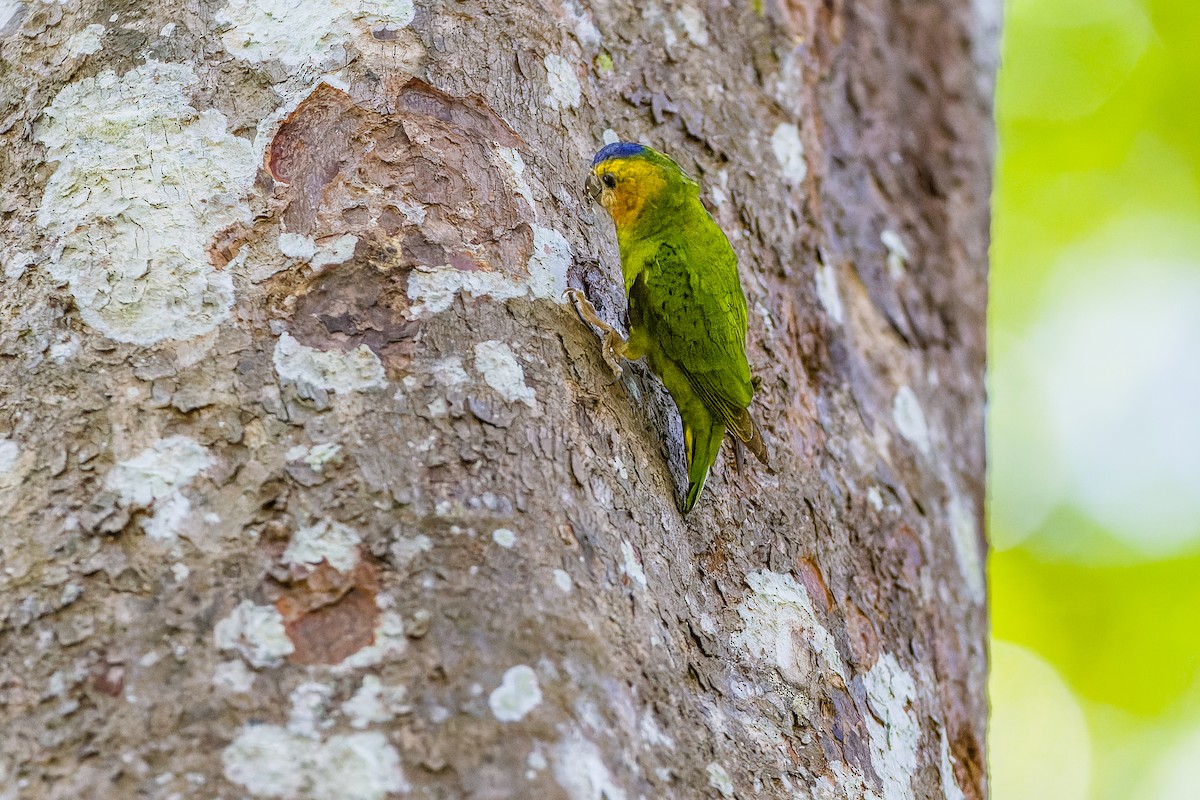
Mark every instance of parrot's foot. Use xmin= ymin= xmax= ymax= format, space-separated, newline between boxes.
xmin=564 ymin=288 xmax=626 ymax=378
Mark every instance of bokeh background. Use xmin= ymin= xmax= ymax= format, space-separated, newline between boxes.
xmin=987 ymin=0 xmax=1200 ymax=797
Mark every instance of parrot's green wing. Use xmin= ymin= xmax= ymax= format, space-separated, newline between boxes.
xmin=632 ymin=238 xmax=757 ymax=443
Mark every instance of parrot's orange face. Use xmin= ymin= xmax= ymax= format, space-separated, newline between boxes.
xmin=586 ymin=145 xmax=669 ymax=230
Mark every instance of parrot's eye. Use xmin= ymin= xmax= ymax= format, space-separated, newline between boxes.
xmin=601 ymin=173 xmax=617 ymax=189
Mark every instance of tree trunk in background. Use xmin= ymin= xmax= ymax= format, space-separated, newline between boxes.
xmin=0 ymin=0 xmax=994 ymax=797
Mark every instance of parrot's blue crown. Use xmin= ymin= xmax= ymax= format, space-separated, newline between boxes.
xmin=592 ymin=142 xmax=647 ymax=166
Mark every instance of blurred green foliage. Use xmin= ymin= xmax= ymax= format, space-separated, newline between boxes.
xmin=990 ymin=0 xmax=1200 ymax=798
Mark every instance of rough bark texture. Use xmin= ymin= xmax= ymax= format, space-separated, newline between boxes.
xmin=0 ymin=0 xmax=993 ymax=798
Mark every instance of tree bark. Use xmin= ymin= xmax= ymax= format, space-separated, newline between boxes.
xmin=0 ymin=0 xmax=993 ymax=798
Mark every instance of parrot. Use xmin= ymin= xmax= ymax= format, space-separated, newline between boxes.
xmin=567 ymin=141 xmax=769 ymax=513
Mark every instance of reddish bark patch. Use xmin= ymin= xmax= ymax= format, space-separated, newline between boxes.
xmin=951 ymin=726 xmax=986 ymax=800
xmin=287 ymin=245 xmax=420 ymax=371
xmin=261 ymin=79 xmax=535 ymax=366
xmin=281 ymin=587 xmax=380 ymax=666
xmin=794 ymin=557 xmax=832 ymax=613
xmin=273 ymin=559 xmax=382 ymax=665
xmin=881 ymin=522 xmax=925 ymax=590
xmin=843 ymin=601 xmax=881 ymax=667
xmin=90 ymin=664 xmax=124 ymax=698
xmin=265 ymin=80 xmax=534 ymax=276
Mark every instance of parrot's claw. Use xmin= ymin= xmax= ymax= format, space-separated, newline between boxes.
xmin=599 ymin=334 xmax=624 ymax=378
xmin=565 ymin=287 xmax=626 ymax=378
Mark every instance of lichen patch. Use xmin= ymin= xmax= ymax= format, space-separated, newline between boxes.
xmin=771 ymin=122 xmax=807 ymax=186
xmin=66 ymin=24 xmax=104 ymax=56
xmin=217 ymin=0 xmax=415 ymax=73
xmin=706 ymin=762 xmax=734 ymax=798
xmin=473 ymin=341 xmax=537 ymax=407
xmin=105 ymin=436 xmax=214 ymax=541
xmin=544 ymin=54 xmax=582 ymax=110
xmin=948 ymin=490 xmax=985 ymax=602
xmin=407 ymin=224 xmax=570 ymax=315
xmin=273 ymin=333 xmax=386 ymax=393
xmin=222 ymin=725 xmax=408 ymax=800
xmin=815 ymin=261 xmax=844 ymax=325
xmin=892 ymin=386 xmax=931 ymax=456
xmin=862 ymin=653 xmax=920 ymax=800
xmin=36 ymin=62 xmax=255 ymax=345
xmin=283 ymin=519 xmax=362 ymax=574
xmin=731 ymin=569 xmax=847 ymax=684
xmin=214 ymin=601 xmax=295 ymax=668
xmin=488 ymin=665 xmax=543 ymax=722
xmin=343 ymin=675 xmax=411 ymax=729
xmin=552 ymin=735 xmax=627 ymax=800
xmin=881 ymin=229 xmax=910 ymax=280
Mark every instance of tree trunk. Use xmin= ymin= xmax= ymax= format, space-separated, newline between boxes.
xmin=0 ymin=0 xmax=993 ymax=798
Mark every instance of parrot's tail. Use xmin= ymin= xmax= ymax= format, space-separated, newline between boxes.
xmin=682 ymin=415 xmax=726 ymax=513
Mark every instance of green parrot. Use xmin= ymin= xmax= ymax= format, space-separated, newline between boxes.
xmin=567 ymin=141 xmax=769 ymax=512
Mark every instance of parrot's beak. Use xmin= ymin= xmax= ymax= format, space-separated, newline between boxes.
xmin=584 ymin=173 xmax=602 ymax=204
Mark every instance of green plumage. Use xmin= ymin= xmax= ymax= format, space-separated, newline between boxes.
xmin=579 ymin=143 xmax=769 ymax=512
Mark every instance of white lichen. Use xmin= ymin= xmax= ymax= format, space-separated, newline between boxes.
xmin=288 ymin=682 xmax=333 ymax=737
xmin=431 ymin=356 xmax=470 ymax=388
xmin=492 ymin=528 xmax=517 ymax=549
xmin=287 ymin=442 xmax=343 ymax=472
xmin=706 ymin=762 xmax=734 ymax=798
xmin=867 ymin=486 xmax=884 ymax=512
xmin=474 ymin=341 xmax=537 ymax=407
xmin=343 ymin=675 xmax=411 ymax=729
xmin=731 ymin=570 xmax=847 ymax=684
xmin=563 ymin=0 xmax=601 ymax=48
xmin=0 ymin=439 xmax=20 ymax=475
xmin=283 ymin=519 xmax=362 ymax=573
xmin=105 ymin=436 xmax=214 ymax=541
xmin=526 ymin=225 xmax=573 ymax=299
xmin=553 ymin=569 xmax=573 ymax=593
xmin=948 ymin=490 xmax=985 ymax=602
xmin=217 ymin=0 xmax=414 ymax=73
xmin=0 ymin=1 xmax=20 ymax=32
xmin=862 ymin=653 xmax=920 ymax=800
xmin=213 ymin=659 xmax=257 ymax=693
xmin=279 ymin=232 xmax=318 ymax=261
xmin=639 ymin=711 xmax=675 ymax=749
xmin=214 ymin=600 xmax=294 ymax=668
xmin=222 ymin=725 xmax=408 ymax=800
xmin=815 ymin=261 xmax=844 ymax=325
xmin=311 ymin=234 xmax=359 ymax=270
xmin=939 ymin=726 xmax=967 ymax=800
xmin=675 ymin=6 xmax=709 ymax=47
xmin=553 ymin=735 xmax=627 ymax=800
xmin=771 ymin=122 xmax=807 ymax=186
xmin=495 ymin=147 xmax=537 ymax=210
xmin=881 ymin=229 xmax=910 ymax=280
xmin=334 ymin=609 xmax=406 ymax=672
xmin=812 ymin=761 xmax=879 ymax=800
xmin=390 ymin=534 xmax=432 ymax=567
xmin=710 ymin=169 xmax=729 ymax=208
xmin=142 ymin=493 xmax=192 ymax=541
xmin=67 ymin=24 xmax=104 ymax=56
xmin=36 ymin=62 xmax=255 ymax=345
xmin=892 ymin=385 xmax=931 ymax=456
xmin=273 ymin=333 xmax=386 ymax=393
xmin=2 ymin=249 xmax=34 ymax=280
xmin=489 ymin=665 xmax=543 ymax=722
xmin=407 ymin=225 xmax=571 ymax=315
xmin=544 ymin=54 xmax=582 ymax=110
xmin=601 ymin=128 xmax=620 ymax=145
xmin=620 ymin=541 xmax=647 ymax=588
